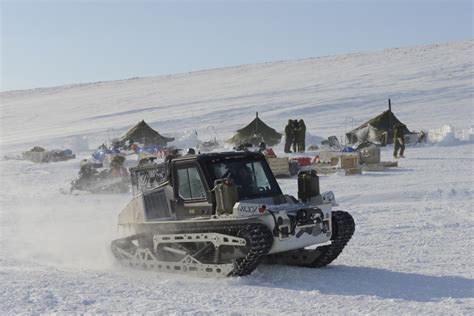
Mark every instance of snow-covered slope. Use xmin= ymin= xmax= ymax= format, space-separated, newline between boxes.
xmin=0 ymin=41 xmax=473 ymax=314
xmin=1 ymin=40 xmax=472 ymax=150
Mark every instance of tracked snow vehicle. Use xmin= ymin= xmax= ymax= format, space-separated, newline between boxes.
xmin=66 ymin=158 xmax=130 ymax=194
xmin=111 ymin=151 xmax=354 ymax=277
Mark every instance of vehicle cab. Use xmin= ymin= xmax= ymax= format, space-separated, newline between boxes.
xmin=123 ymin=151 xmax=285 ymax=223
xmin=168 ymin=151 xmax=283 ymax=218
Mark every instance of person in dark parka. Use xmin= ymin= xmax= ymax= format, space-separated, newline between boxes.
xmin=292 ymin=120 xmax=299 ymax=153
xmin=297 ymin=119 xmax=306 ymax=152
xmin=393 ymin=123 xmax=406 ymax=158
xmin=284 ymin=120 xmax=294 ymax=153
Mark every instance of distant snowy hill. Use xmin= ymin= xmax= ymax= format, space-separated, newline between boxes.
xmin=1 ymin=40 xmax=472 ymax=151
xmin=0 ymin=41 xmax=473 ymax=314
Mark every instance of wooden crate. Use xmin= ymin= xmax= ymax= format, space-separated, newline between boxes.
xmin=340 ymin=155 xmax=358 ymax=169
xmin=267 ymin=157 xmax=290 ymax=177
xmin=314 ymin=164 xmax=337 ymax=175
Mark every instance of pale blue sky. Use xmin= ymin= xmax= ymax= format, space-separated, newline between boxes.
xmin=1 ymin=0 xmax=472 ymax=91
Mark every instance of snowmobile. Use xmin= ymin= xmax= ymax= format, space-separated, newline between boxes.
xmin=67 ymin=162 xmax=130 ymax=194
xmin=111 ymin=151 xmax=355 ymax=277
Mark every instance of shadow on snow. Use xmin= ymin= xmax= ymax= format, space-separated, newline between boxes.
xmin=244 ymin=264 xmax=474 ymax=302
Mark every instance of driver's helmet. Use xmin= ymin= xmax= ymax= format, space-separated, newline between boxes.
xmin=80 ymin=159 xmax=89 ymax=168
xmin=230 ymin=165 xmax=254 ymax=186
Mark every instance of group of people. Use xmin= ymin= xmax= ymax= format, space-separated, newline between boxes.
xmin=284 ymin=119 xmax=306 ymax=153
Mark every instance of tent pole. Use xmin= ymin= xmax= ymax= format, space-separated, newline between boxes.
xmin=255 ymin=112 xmax=258 ymax=135
xmin=388 ymin=98 xmax=392 ymax=139
xmin=344 ymin=117 xmax=354 ymax=145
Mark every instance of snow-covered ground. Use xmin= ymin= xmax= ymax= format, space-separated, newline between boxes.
xmin=0 ymin=40 xmax=473 ymax=314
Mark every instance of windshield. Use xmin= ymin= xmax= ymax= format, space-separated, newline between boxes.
xmin=209 ymin=159 xmax=281 ymax=199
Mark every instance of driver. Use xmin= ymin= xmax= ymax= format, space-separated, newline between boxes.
xmin=78 ymin=163 xmax=98 ymax=180
xmin=229 ymin=165 xmax=257 ymax=197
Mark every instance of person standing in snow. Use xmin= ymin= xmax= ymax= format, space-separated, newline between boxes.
xmin=393 ymin=123 xmax=406 ymax=158
xmin=292 ymin=119 xmax=299 ymax=153
xmin=297 ymin=119 xmax=306 ymax=152
xmin=284 ymin=120 xmax=294 ymax=153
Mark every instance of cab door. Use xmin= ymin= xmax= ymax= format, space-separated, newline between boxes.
xmin=172 ymin=163 xmax=213 ymax=218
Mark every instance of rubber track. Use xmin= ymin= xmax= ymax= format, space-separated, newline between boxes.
xmin=231 ymin=224 xmax=274 ymax=276
xmin=170 ymin=223 xmax=274 ymax=276
xmin=112 ymin=223 xmax=273 ymax=277
xmin=266 ymin=210 xmax=355 ymax=268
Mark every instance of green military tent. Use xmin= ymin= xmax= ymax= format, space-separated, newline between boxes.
xmin=119 ymin=120 xmax=174 ymax=147
xmin=346 ymin=102 xmax=412 ymax=145
xmin=228 ymin=113 xmax=282 ymax=146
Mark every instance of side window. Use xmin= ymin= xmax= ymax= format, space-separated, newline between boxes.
xmin=177 ymin=168 xmax=191 ymax=199
xmin=177 ymin=167 xmax=207 ymax=200
xmin=250 ymin=162 xmax=271 ymax=189
xmin=188 ymin=167 xmax=207 ymax=198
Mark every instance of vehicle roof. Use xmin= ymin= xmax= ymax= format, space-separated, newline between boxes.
xmin=173 ymin=151 xmax=265 ymax=164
